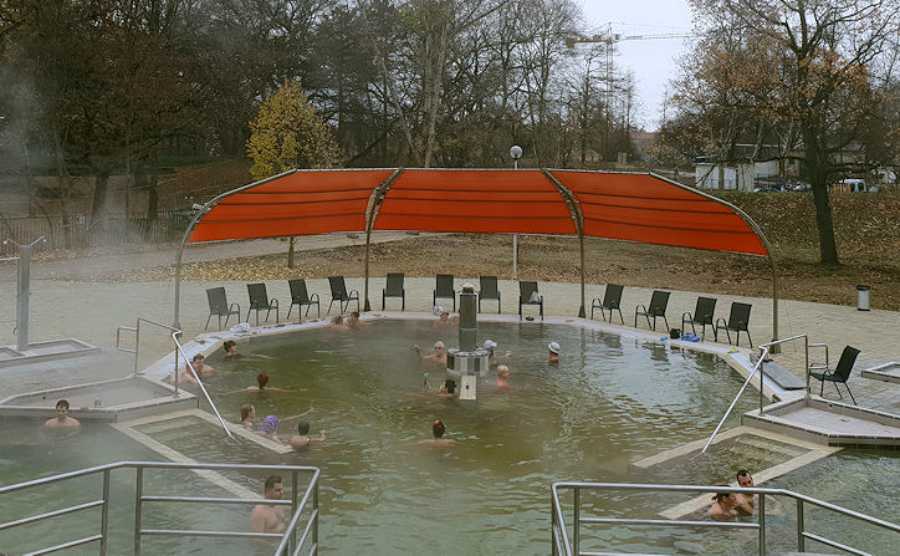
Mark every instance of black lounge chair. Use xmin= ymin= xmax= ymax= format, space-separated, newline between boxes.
xmin=518 ymin=281 xmax=543 ymax=320
xmin=246 ymin=283 xmax=279 ymax=325
xmin=327 ymin=276 xmax=359 ymax=315
xmin=383 ymin=273 xmax=405 ymax=310
xmin=634 ymin=290 xmax=670 ymax=331
xmin=682 ymin=296 xmax=717 ymax=339
xmin=205 ymin=287 xmax=241 ymax=331
xmin=479 ymin=276 xmax=501 ymax=313
xmin=591 ymin=284 xmax=624 ymax=324
xmin=287 ymin=279 xmax=320 ymax=321
xmin=434 ymin=274 xmax=456 ymax=311
xmin=714 ymin=302 xmax=753 ymax=347
xmin=808 ymin=345 xmax=860 ymax=405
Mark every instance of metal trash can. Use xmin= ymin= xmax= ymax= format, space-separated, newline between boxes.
xmin=857 ymin=285 xmax=871 ymax=311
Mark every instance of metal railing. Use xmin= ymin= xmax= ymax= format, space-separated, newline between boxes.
xmin=701 ymin=334 xmax=809 ymax=453
xmin=551 ymin=481 xmax=900 ymax=556
xmin=0 ymin=461 xmax=320 ymax=556
xmin=116 ymin=317 xmax=233 ymax=440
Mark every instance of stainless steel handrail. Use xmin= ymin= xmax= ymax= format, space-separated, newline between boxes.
xmin=116 ymin=317 xmax=182 ymax=375
xmin=551 ymin=481 xmax=900 ymax=556
xmin=0 ymin=461 xmax=320 ymax=556
xmin=171 ymin=330 xmax=234 ymax=440
xmin=701 ymin=334 xmax=809 ymax=454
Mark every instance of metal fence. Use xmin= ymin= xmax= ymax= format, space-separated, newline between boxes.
xmin=0 ymin=211 xmax=191 ymax=255
xmin=0 ymin=460 xmax=320 ymax=556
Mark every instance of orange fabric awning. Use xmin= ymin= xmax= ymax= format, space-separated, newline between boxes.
xmin=188 ymin=168 xmax=767 ymax=257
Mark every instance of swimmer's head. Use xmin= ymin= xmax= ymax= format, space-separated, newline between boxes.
xmin=192 ymin=354 xmax=205 ymax=363
xmin=497 ymin=365 xmax=511 ymax=379
xmin=432 ymin=419 xmax=446 ymax=438
xmin=261 ymin=415 xmax=279 ymax=434
xmin=297 ymin=421 xmax=310 ymax=435
xmin=548 ymin=342 xmax=561 ymax=355
xmin=223 ymin=340 xmax=236 ymax=352
xmin=350 ymin=311 xmax=360 ymax=319
xmin=257 ymin=372 xmax=270 ymax=389
xmin=332 ymin=316 xmax=343 ymax=325
xmin=433 ymin=305 xmax=444 ymax=316
xmin=433 ymin=341 xmax=445 ymax=352
xmin=240 ymin=403 xmax=255 ymax=421
xmin=444 ymin=378 xmax=456 ymax=394
xmin=483 ymin=339 xmax=497 ymax=352
xmin=440 ymin=312 xmax=450 ymax=320
xmin=55 ymin=399 xmax=70 ymax=417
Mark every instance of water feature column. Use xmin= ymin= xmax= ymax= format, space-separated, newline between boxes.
xmin=4 ymin=237 xmax=45 ymax=352
xmin=447 ymin=284 xmax=490 ymax=400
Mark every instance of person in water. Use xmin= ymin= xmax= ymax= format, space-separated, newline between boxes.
xmin=223 ymin=340 xmax=240 ymax=359
xmin=258 ymin=415 xmax=282 ymax=442
xmin=44 ymin=399 xmax=80 ymax=429
xmin=414 ymin=341 xmax=447 ymax=365
xmin=345 ymin=311 xmax=367 ymax=329
xmin=708 ymin=491 xmax=739 ymax=521
xmin=327 ymin=315 xmax=347 ymax=330
xmin=286 ymin=421 xmax=326 ymax=450
xmin=734 ymin=469 xmax=755 ymax=515
xmin=437 ymin=378 xmax=457 ymax=399
xmin=418 ymin=419 xmax=456 ymax=448
xmin=548 ymin=342 xmax=561 ymax=364
xmin=250 ymin=475 xmax=288 ymax=534
xmin=179 ymin=354 xmax=214 ymax=384
xmin=495 ymin=365 xmax=512 ymax=390
xmin=483 ymin=339 xmax=511 ymax=367
xmin=240 ymin=403 xmax=256 ymax=430
xmin=225 ymin=372 xmax=292 ymax=395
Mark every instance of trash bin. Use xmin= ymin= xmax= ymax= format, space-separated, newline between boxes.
xmin=857 ymin=285 xmax=871 ymax=311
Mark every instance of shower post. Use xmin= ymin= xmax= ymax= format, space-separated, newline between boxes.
xmin=5 ymin=236 xmax=46 ymax=352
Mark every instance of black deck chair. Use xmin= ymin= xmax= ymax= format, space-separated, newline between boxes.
xmin=518 ymin=281 xmax=544 ymax=320
xmin=383 ymin=273 xmax=405 ymax=310
xmin=246 ymin=283 xmax=279 ymax=325
xmin=205 ymin=287 xmax=241 ymax=331
xmin=809 ymin=345 xmax=860 ymax=405
xmin=591 ymin=284 xmax=624 ymax=324
xmin=714 ymin=302 xmax=753 ymax=347
xmin=287 ymin=279 xmax=320 ymax=322
xmin=682 ymin=296 xmax=717 ymax=339
xmin=479 ymin=276 xmax=501 ymax=313
xmin=433 ymin=274 xmax=456 ymax=311
xmin=327 ymin=276 xmax=360 ymax=315
xmin=634 ymin=290 xmax=671 ymax=331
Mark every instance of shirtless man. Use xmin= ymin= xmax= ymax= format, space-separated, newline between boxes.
xmin=223 ymin=340 xmax=240 ymax=359
xmin=418 ymin=419 xmax=457 ymax=448
xmin=548 ymin=342 xmax=561 ymax=365
xmin=414 ymin=341 xmax=448 ymax=365
xmin=250 ymin=475 xmax=288 ymax=534
xmin=286 ymin=421 xmax=326 ymax=450
xmin=345 ymin=311 xmax=366 ymax=329
xmin=708 ymin=491 xmax=739 ymax=521
xmin=483 ymin=339 xmax=511 ymax=368
xmin=432 ymin=309 xmax=453 ymax=329
xmin=44 ymin=400 xmax=80 ymax=429
xmin=734 ymin=470 xmax=755 ymax=515
xmin=224 ymin=372 xmax=292 ymax=395
xmin=180 ymin=354 xmax=214 ymax=383
xmin=495 ymin=365 xmax=512 ymax=390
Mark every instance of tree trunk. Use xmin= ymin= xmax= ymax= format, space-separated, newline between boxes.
xmin=811 ymin=181 xmax=840 ymax=265
xmin=144 ymin=173 xmax=159 ymax=242
xmin=287 ymin=236 xmax=296 ymax=268
xmin=90 ymin=172 xmax=110 ymax=228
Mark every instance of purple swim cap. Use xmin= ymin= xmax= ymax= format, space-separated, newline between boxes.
xmin=260 ymin=415 xmax=279 ymax=434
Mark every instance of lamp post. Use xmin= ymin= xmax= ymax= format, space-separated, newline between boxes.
xmin=510 ymin=145 xmax=523 ymax=279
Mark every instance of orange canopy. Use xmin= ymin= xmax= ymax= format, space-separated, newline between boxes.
xmin=190 ymin=168 xmax=767 ymax=257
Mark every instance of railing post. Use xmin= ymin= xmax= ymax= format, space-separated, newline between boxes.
xmin=313 ymin=478 xmax=319 ymax=554
xmin=796 ymin=498 xmax=805 ymax=551
xmin=759 ymin=357 xmax=765 ymax=414
xmin=134 ymin=467 xmax=143 ymax=556
xmin=804 ymin=336 xmax=810 ymax=399
xmin=173 ymin=347 xmax=180 ymax=398
xmin=291 ymin=470 xmax=299 ymax=554
xmin=551 ymin=490 xmax=558 ymax=556
xmin=100 ymin=469 xmax=111 ymax=556
xmin=758 ymin=493 xmax=766 ymax=556
xmin=573 ymin=487 xmax=580 ymax=556
xmin=134 ymin=318 xmax=141 ymax=374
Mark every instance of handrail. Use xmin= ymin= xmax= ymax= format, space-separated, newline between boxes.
xmin=0 ymin=461 xmax=320 ymax=556
xmin=171 ymin=330 xmax=234 ymax=440
xmin=701 ymin=334 xmax=809 ymax=454
xmin=551 ymin=481 xmax=900 ymax=556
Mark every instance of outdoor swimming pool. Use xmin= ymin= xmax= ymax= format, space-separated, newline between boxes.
xmin=2 ymin=318 xmax=898 ymax=554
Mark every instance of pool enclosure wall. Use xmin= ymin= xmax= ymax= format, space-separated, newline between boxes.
xmin=173 ymin=168 xmax=777 ymax=337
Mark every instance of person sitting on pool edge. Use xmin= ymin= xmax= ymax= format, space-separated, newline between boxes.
xmin=548 ymin=342 xmax=560 ymax=364
xmin=287 ymin=421 xmax=326 ymax=450
xmin=44 ymin=399 xmax=80 ymax=429
xmin=414 ymin=341 xmax=447 ymax=365
xmin=708 ymin=491 xmax=739 ymax=521
xmin=419 ymin=419 xmax=456 ymax=448
xmin=734 ymin=469 xmax=755 ymax=515
xmin=240 ymin=403 xmax=256 ymax=430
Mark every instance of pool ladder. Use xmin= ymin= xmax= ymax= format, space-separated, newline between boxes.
xmin=0 ymin=461 xmax=320 ymax=556
xmin=551 ymin=481 xmax=900 ymax=556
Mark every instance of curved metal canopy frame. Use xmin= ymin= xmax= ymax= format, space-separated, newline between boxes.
xmin=172 ymin=168 xmax=778 ymax=346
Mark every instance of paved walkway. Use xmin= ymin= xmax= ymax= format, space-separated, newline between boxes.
xmin=2 ymin=266 xmax=898 ymax=414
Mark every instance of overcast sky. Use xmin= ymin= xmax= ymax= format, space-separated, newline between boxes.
xmin=574 ymin=0 xmax=695 ymax=130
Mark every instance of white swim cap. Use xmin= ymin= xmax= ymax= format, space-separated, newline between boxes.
xmin=433 ymin=305 xmax=444 ymax=316
xmin=434 ymin=341 xmax=445 ymax=350
xmin=483 ymin=339 xmax=497 ymax=350
xmin=548 ymin=341 xmax=561 ymax=354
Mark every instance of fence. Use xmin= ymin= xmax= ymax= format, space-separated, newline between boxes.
xmin=0 ymin=210 xmax=192 ymax=255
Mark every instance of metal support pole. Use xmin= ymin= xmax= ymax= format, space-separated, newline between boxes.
xmin=759 ymin=358 xmax=765 ymax=414
xmin=758 ymin=493 xmax=766 ymax=556
xmin=796 ymin=498 xmax=805 ymax=551
xmin=100 ymin=469 xmax=111 ymax=556
xmin=769 ymin=256 xmax=780 ymax=354
xmin=551 ymin=491 xmax=558 ymax=556
xmin=512 ymin=234 xmax=518 ymax=280
xmin=15 ymin=244 xmax=32 ymax=351
xmin=573 ymin=488 xmax=581 ymax=556
xmin=291 ymin=470 xmax=299 ymax=553
xmin=804 ymin=336 xmax=810 ymax=399
xmin=133 ymin=319 xmax=141 ymax=374
xmin=312 ymin=479 xmax=319 ymax=554
xmin=134 ymin=467 xmax=144 ymax=556
xmin=578 ymin=233 xmax=586 ymax=318
xmin=363 ymin=232 xmax=372 ymax=312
